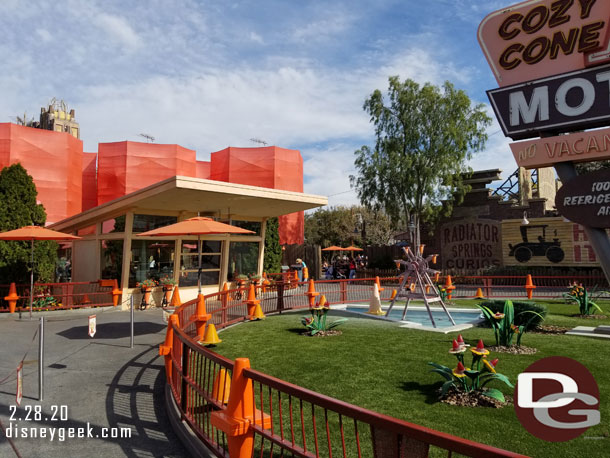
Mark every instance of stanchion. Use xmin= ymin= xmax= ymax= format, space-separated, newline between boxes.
xmin=38 ymin=316 xmax=44 ymax=401
xmin=130 ymin=295 xmax=134 ymax=349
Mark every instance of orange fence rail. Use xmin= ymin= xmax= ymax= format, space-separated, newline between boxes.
xmin=164 ymin=279 xmax=528 ymax=458
xmin=0 ymin=280 xmax=116 ymax=312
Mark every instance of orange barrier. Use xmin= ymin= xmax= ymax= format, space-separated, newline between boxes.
xmin=166 ymin=279 xmax=528 ymax=458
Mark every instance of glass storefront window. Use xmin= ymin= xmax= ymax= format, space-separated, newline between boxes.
xmin=179 ymin=240 xmax=222 ymax=287
xmin=132 ymin=215 xmax=177 ymax=233
xmin=102 ymin=215 xmax=126 ymax=234
xmin=228 ymin=241 xmax=259 ymax=282
xmin=129 ymin=240 xmax=175 ymax=287
xmin=101 ymin=240 xmax=124 ymax=286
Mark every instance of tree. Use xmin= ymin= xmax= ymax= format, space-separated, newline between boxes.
xmin=263 ymin=217 xmax=282 ymax=274
xmin=350 ymin=77 xmax=491 ymax=247
xmin=0 ymin=163 xmax=57 ymax=283
xmin=305 ymin=205 xmax=395 ymax=247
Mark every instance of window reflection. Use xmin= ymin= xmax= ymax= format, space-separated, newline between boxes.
xmin=179 ymin=240 xmax=222 ymax=287
xmin=129 ymin=240 xmax=175 ymax=287
xmin=228 ymin=242 xmax=259 ymax=281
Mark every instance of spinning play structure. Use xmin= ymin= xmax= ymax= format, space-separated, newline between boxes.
xmin=385 ymin=246 xmax=455 ymax=327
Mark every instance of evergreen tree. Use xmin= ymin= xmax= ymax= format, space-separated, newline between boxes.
xmin=0 ymin=163 xmax=57 ymax=283
xmin=263 ymin=217 xmax=282 ymax=274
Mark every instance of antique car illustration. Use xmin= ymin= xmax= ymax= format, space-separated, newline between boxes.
xmin=508 ymin=224 xmax=564 ymax=263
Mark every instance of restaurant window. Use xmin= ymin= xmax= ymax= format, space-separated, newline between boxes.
xmin=132 ymin=214 xmax=177 ymax=233
xmin=179 ymin=240 xmax=221 ymax=287
xmin=101 ymin=240 xmax=124 ymax=286
xmin=228 ymin=241 xmax=259 ymax=282
xmin=102 ymin=215 xmax=126 ymax=234
xmin=129 ymin=240 xmax=175 ymax=287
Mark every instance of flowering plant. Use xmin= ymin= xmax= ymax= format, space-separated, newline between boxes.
xmin=435 ymin=282 xmax=449 ymax=302
xmin=137 ymin=279 xmax=157 ymax=288
xmin=477 ymin=299 xmax=542 ymax=347
xmin=429 ymin=338 xmax=513 ymax=402
xmin=563 ymin=283 xmax=604 ymax=315
xmin=159 ymin=276 xmax=177 ymax=287
xmin=301 ymin=295 xmax=347 ymax=336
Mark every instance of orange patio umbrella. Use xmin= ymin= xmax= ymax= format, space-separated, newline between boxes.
xmin=138 ymin=217 xmax=254 ymax=293
xmin=321 ymin=245 xmax=344 ymax=251
xmin=0 ymin=225 xmax=81 ymax=319
xmin=344 ymin=245 xmax=363 ymax=252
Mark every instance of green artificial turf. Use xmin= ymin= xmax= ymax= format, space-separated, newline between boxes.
xmin=213 ymin=301 xmax=610 ymax=458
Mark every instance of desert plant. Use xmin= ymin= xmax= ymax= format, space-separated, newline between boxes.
xmin=477 ymin=300 xmax=543 ymax=347
xmin=429 ymin=339 xmax=513 ymax=403
xmin=301 ymin=295 xmax=347 ymax=336
xmin=563 ymin=283 xmax=605 ymax=315
xmin=478 ymin=300 xmax=546 ymax=331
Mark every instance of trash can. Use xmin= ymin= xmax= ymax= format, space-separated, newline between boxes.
xmin=290 ymin=264 xmax=303 ymax=282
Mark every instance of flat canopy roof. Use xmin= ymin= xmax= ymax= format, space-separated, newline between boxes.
xmin=50 ymin=175 xmax=327 ymax=231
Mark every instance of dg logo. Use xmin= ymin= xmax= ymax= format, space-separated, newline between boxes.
xmin=515 ymin=356 xmax=600 ymax=442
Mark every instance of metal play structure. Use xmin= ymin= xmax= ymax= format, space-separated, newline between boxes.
xmin=385 ymin=246 xmax=455 ymax=327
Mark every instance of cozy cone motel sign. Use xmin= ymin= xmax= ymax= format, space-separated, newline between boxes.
xmin=479 ymin=0 xmax=610 ymax=280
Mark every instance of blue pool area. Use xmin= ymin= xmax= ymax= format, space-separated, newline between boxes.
xmin=345 ymin=306 xmax=483 ymax=328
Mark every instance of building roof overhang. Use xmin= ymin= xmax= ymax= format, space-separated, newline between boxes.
xmin=50 ymin=175 xmax=327 ymax=232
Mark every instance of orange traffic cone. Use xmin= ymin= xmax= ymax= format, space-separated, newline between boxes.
xmin=475 ymin=288 xmax=485 ymax=299
xmin=211 ymin=369 xmax=231 ymax=404
xmin=170 ymin=286 xmax=182 ymax=307
xmin=367 ymin=283 xmax=384 ymax=315
xmin=251 ymin=303 xmax=266 ymax=320
xmin=525 ymin=274 xmax=536 ymax=300
xmin=444 ymin=275 xmax=456 ymax=300
xmin=305 ymin=279 xmax=319 ymax=307
xmin=81 ymin=294 xmax=92 ymax=304
xmin=389 ymin=289 xmax=397 ymax=301
xmin=112 ymin=279 xmax=121 ymax=306
xmin=4 ymin=282 xmax=19 ymax=314
xmin=375 ymin=276 xmax=384 ymax=292
xmin=201 ymin=323 xmax=222 ymax=345
xmin=193 ymin=294 xmax=212 ymax=339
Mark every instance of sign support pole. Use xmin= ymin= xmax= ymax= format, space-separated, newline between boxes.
xmin=38 ymin=316 xmax=44 ymax=401
xmin=554 ymin=162 xmax=610 ymax=285
xmin=130 ymin=295 xmax=134 ymax=349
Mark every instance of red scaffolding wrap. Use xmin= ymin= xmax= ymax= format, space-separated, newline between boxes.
xmin=97 ymin=141 xmax=196 ymax=205
xmin=196 ymin=160 xmax=211 ymax=179
xmin=0 ymin=123 xmax=83 ymax=224
xmin=210 ymin=146 xmax=304 ymax=244
xmin=82 ymin=152 xmax=97 ymax=211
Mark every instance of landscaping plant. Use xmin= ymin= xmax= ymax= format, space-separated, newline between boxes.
xmin=563 ymin=283 xmax=605 ymax=316
xmin=301 ymin=295 xmax=347 ymax=336
xmin=477 ymin=299 xmax=543 ymax=347
xmin=429 ymin=338 xmax=513 ymax=403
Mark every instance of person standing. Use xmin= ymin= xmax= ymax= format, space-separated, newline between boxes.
xmin=296 ymin=258 xmax=307 ymax=282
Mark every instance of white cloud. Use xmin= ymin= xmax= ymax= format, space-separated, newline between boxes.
xmin=36 ymin=28 xmax=52 ymax=43
xmin=249 ymin=31 xmax=264 ymax=44
xmin=93 ymin=12 xmax=142 ymax=51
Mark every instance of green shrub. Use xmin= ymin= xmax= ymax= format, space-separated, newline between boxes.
xmin=478 ymin=300 xmax=546 ymax=331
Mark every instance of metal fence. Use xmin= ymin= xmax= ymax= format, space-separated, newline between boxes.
xmin=163 ymin=279 xmax=528 ymax=458
xmin=0 ymin=280 xmax=116 ymax=312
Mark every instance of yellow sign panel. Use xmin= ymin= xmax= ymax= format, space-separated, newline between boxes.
xmin=502 ymin=217 xmax=603 ymax=267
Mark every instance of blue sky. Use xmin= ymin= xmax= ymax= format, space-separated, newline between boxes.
xmin=0 ymin=0 xmax=513 ymax=206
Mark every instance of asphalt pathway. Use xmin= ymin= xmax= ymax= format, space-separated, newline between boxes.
xmin=0 ymin=307 xmax=190 ymax=458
